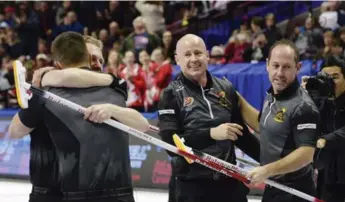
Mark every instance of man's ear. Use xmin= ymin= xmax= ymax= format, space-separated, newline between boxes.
xmin=174 ymin=54 xmax=179 ymax=65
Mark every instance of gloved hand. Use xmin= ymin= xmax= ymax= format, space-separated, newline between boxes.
xmin=109 ymin=73 xmax=128 ymax=100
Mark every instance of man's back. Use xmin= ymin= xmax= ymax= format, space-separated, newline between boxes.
xmin=16 ymin=94 xmax=60 ymax=189
xmin=29 ymin=126 xmax=59 ymax=188
xmin=42 ymin=86 xmax=132 ymax=192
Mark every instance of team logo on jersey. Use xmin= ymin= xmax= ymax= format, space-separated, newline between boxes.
xmin=274 ymin=108 xmax=287 ymax=123
xmin=218 ymin=91 xmax=226 ymax=98
xmin=217 ymin=91 xmax=232 ymax=110
xmin=183 ymin=97 xmax=194 ymax=107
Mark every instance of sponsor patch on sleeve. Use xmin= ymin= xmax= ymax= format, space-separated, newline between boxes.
xmin=158 ymin=109 xmax=175 ymax=115
xmin=297 ymin=123 xmax=317 ymax=130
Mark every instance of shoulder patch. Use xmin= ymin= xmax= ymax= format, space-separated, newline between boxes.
xmin=158 ymin=109 xmax=175 ymax=115
xmin=297 ymin=123 xmax=317 ymax=130
xmin=217 ymin=90 xmax=232 ymax=110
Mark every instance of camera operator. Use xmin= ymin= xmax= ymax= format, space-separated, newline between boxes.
xmin=303 ymin=55 xmax=345 ymax=202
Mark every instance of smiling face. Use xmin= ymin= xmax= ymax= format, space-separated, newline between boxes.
xmin=267 ymin=44 xmax=301 ymax=94
xmin=139 ymin=50 xmax=150 ymax=66
xmin=324 ymin=31 xmax=334 ymax=46
xmin=124 ymin=51 xmax=135 ymax=65
xmin=86 ymin=43 xmax=104 ymax=71
xmin=151 ymin=48 xmax=164 ymax=63
xmin=163 ymin=31 xmax=172 ymax=45
xmin=175 ymin=34 xmax=209 ymax=81
xmin=108 ymin=50 xmax=119 ymax=64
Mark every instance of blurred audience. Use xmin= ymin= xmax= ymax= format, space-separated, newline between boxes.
xmin=250 ymin=16 xmax=264 ymax=41
xmin=106 ymin=49 xmax=121 ymax=76
xmin=316 ymin=30 xmax=336 ymax=59
xmin=209 ymin=46 xmax=226 ymax=65
xmin=224 ymin=32 xmax=251 ymax=63
xmin=139 ymin=50 xmax=158 ymax=111
xmin=150 ymin=48 xmax=172 ymax=104
xmin=135 ymin=0 xmax=165 ymax=35
xmin=2 ymin=1 xmax=345 ymax=112
xmin=55 ymin=1 xmax=73 ymax=26
xmin=161 ymin=30 xmax=175 ymax=62
xmin=319 ymin=1 xmax=340 ymax=30
xmin=121 ymin=16 xmax=161 ymax=60
xmin=118 ymin=50 xmax=146 ymax=111
xmin=150 ymin=48 xmax=172 ymax=89
xmin=264 ymin=13 xmax=282 ymax=48
xmin=243 ymin=33 xmax=269 ymax=63
xmin=0 ymin=1 xmax=208 ymax=111
xmin=53 ymin=10 xmax=84 ymax=37
xmin=291 ymin=16 xmax=323 ymax=60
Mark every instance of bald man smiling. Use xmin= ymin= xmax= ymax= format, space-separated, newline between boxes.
xmin=157 ymin=34 xmax=260 ymax=202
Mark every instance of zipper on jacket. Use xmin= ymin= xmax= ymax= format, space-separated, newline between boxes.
xmin=263 ymin=97 xmax=276 ymax=126
xmin=200 ymin=86 xmax=214 ymax=119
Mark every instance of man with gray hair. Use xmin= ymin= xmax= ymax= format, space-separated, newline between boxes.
xmin=121 ymin=16 xmax=161 ymax=59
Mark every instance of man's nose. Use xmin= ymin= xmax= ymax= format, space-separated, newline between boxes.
xmin=190 ymin=54 xmax=197 ymax=62
xmin=276 ymin=67 xmax=284 ymax=76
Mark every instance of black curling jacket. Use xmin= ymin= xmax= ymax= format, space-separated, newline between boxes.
xmin=158 ymin=71 xmax=260 ymax=180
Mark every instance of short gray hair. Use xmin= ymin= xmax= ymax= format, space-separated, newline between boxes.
xmin=133 ymin=16 xmax=145 ymax=26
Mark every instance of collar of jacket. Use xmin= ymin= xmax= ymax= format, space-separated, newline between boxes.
xmin=177 ymin=70 xmax=214 ymax=90
xmin=267 ymin=78 xmax=300 ymax=100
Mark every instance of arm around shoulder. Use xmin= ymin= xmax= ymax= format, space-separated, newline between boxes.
xmin=231 ymin=92 xmax=260 ymax=162
xmin=41 ymin=68 xmax=113 ymax=88
xmin=236 ymin=92 xmax=260 ymax=133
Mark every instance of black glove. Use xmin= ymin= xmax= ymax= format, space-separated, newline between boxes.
xmin=109 ymin=73 xmax=128 ymax=100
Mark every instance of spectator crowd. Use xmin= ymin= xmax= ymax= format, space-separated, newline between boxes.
xmin=211 ymin=1 xmax=345 ymax=65
xmin=0 ymin=1 xmax=344 ymax=112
